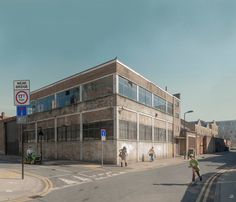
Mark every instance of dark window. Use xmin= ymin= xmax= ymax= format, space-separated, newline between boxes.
xmin=82 ymin=76 xmax=113 ymax=101
xmin=57 ymin=124 xmax=80 ymax=142
xmin=139 ymin=124 xmax=152 ymax=141
xmin=119 ymin=120 xmax=137 ymax=140
xmin=56 ymin=87 xmax=80 ymax=108
xmin=83 ymin=120 xmax=113 ymax=140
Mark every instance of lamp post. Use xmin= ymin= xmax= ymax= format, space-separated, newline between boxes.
xmin=184 ymin=110 xmax=194 ymax=159
xmin=38 ymin=127 xmax=44 ymax=161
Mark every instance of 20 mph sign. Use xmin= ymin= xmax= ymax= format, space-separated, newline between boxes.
xmin=14 ymin=80 xmax=30 ymax=106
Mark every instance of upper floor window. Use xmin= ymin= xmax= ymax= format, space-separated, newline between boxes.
xmin=32 ymin=95 xmax=54 ymax=113
xmin=56 ymin=87 xmax=80 ymax=108
xmin=153 ymin=95 xmax=166 ymax=113
xmin=82 ymin=76 xmax=113 ymax=101
xmin=119 ymin=76 xmax=137 ymax=101
xmin=167 ymin=102 xmax=173 ymax=115
xmin=139 ymin=87 xmax=152 ymax=106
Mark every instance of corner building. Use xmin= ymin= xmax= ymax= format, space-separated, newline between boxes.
xmin=24 ymin=59 xmax=181 ymax=164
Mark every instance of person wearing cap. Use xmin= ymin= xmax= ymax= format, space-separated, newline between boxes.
xmin=189 ymin=154 xmax=202 ymax=182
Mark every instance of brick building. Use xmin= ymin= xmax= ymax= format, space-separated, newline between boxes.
xmin=179 ymin=119 xmax=218 ymax=156
xmin=15 ymin=59 xmax=181 ymax=164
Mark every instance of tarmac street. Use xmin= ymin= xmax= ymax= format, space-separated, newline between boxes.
xmin=0 ymin=151 xmax=236 ymax=202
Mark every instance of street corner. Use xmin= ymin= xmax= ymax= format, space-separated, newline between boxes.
xmin=0 ymin=169 xmax=53 ymax=202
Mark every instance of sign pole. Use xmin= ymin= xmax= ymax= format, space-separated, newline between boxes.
xmin=21 ymin=124 xmax=24 ymax=180
xmin=101 ymin=140 xmax=103 ymax=167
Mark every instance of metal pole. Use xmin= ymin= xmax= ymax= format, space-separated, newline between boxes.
xmin=101 ymin=140 xmax=103 ymax=167
xmin=21 ymin=124 xmax=24 ymax=180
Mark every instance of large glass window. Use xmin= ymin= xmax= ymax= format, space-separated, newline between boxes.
xmin=83 ymin=120 xmax=113 ymax=140
xmin=35 ymin=95 xmax=54 ymax=113
xmin=139 ymin=87 xmax=152 ymax=106
xmin=56 ymin=87 xmax=80 ymax=108
xmin=154 ymin=128 xmax=166 ymax=142
xmin=57 ymin=125 xmax=80 ymax=141
xmin=119 ymin=120 xmax=137 ymax=140
xmin=139 ymin=124 xmax=152 ymax=141
xmin=153 ymin=95 xmax=166 ymax=113
xmin=119 ymin=76 xmax=137 ymax=101
xmin=82 ymin=76 xmax=113 ymax=101
xmin=167 ymin=102 xmax=173 ymax=116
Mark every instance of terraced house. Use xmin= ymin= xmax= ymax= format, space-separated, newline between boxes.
xmin=23 ymin=58 xmax=181 ymax=164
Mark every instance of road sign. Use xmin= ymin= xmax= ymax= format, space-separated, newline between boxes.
xmin=101 ymin=129 xmax=106 ymax=141
xmin=17 ymin=116 xmax=27 ymax=124
xmin=14 ymin=90 xmax=30 ymax=106
xmin=17 ymin=106 xmax=27 ymax=116
xmin=14 ymin=80 xmax=30 ymax=90
xmin=13 ymin=80 xmax=30 ymax=106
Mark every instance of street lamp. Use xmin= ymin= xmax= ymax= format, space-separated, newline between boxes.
xmin=184 ymin=110 xmax=194 ymax=131
xmin=183 ymin=110 xmax=194 ymax=159
xmin=38 ymin=127 xmax=44 ymax=161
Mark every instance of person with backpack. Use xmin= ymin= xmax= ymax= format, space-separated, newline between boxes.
xmin=119 ymin=146 xmax=128 ymax=167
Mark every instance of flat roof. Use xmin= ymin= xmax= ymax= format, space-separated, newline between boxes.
xmin=31 ymin=58 xmax=180 ymax=100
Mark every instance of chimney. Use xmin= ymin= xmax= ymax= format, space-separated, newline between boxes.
xmin=1 ymin=112 xmax=5 ymax=119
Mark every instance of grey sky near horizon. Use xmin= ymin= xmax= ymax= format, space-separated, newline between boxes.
xmin=0 ymin=0 xmax=236 ymax=121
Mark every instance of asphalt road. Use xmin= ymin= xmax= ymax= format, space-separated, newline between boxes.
xmin=1 ymin=151 xmax=236 ymax=202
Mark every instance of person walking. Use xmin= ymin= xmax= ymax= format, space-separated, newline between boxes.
xmin=189 ymin=154 xmax=202 ymax=182
xmin=148 ymin=146 xmax=155 ymax=161
xmin=119 ymin=146 xmax=128 ymax=167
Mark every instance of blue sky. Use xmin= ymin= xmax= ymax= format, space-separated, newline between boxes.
xmin=0 ymin=0 xmax=236 ymax=121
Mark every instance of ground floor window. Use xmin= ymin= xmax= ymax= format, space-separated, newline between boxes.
xmin=119 ymin=120 xmax=137 ymax=140
xmin=83 ymin=120 xmax=113 ymax=140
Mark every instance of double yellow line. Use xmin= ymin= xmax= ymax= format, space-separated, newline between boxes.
xmin=196 ymin=169 xmax=225 ymax=202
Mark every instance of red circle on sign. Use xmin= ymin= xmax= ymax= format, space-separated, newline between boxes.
xmin=16 ymin=91 xmax=28 ymax=104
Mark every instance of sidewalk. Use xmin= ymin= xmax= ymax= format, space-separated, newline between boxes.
xmin=0 ymin=169 xmax=52 ymax=202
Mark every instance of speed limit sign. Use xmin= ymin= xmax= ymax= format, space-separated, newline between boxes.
xmin=14 ymin=89 xmax=30 ymax=106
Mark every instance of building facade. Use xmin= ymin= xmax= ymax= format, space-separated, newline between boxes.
xmin=21 ymin=59 xmax=181 ymax=164
xmin=179 ymin=119 xmax=219 ymax=156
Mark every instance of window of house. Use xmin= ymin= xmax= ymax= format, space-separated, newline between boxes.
xmin=153 ymin=95 xmax=166 ymax=113
xmin=118 ymin=76 xmax=137 ymax=101
xmin=56 ymin=87 xmax=80 ymax=108
xmin=138 ymin=87 xmax=152 ymax=106
xmin=119 ymin=120 xmax=137 ymax=140
xmin=82 ymin=76 xmax=113 ymax=101
xmin=83 ymin=120 xmax=113 ymax=140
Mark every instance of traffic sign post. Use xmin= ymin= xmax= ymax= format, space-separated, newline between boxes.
xmin=101 ymin=129 xmax=106 ymax=167
xmin=13 ymin=80 xmax=30 ymax=180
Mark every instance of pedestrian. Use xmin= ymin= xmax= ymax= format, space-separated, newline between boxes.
xmin=119 ymin=146 xmax=128 ymax=167
xmin=148 ymin=146 xmax=155 ymax=161
xmin=189 ymin=154 xmax=202 ymax=182
xmin=26 ymin=145 xmax=34 ymax=159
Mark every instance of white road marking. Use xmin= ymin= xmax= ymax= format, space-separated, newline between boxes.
xmin=59 ymin=178 xmax=77 ymax=185
xmin=5 ymin=190 xmax=13 ymax=193
xmin=73 ymin=176 xmax=92 ymax=182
